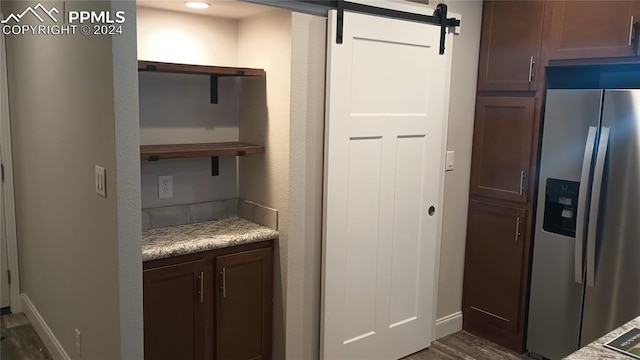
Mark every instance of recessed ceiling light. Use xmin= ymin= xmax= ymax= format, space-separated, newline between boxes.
xmin=185 ymin=2 xmax=210 ymax=9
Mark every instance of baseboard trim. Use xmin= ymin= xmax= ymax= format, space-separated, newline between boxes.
xmin=435 ymin=311 xmax=463 ymax=340
xmin=21 ymin=293 xmax=71 ymax=360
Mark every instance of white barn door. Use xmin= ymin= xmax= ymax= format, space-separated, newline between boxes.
xmin=322 ymin=8 xmax=452 ymax=360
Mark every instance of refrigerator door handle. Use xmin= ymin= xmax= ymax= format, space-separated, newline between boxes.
xmin=586 ymin=127 xmax=610 ymax=288
xmin=575 ymin=126 xmax=598 ymax=284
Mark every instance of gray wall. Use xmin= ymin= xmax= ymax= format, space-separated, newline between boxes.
xmin=4 ymin=0 xmax=142 ymax=358
xmin=138 ymin=73 xmax=239 ymax=147
xmin=285 ymin=12 xmax=327 ymax=360
xmin=237 ymin=11 xmax=292 ymax=359
xmin=437 ymin=0 xmax=482 ymax=324
xmin=112 ymin=1 xmax=144 ymax=358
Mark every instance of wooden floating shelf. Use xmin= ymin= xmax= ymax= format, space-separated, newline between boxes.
xmin=140 ymin=142 xmax=265 ymax=161
xmin=138 ymin=60 xmax=266 ymax=77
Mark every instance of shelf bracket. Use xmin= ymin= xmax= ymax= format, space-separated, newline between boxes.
xmin=211 ymin=151 xmax=247 ymax=177
xmin=211 ymin=72 xmax=250 ymax=104
xmin=210 ymin=75 xmax=219 ymax=104
xmin=211 ymin=156 xmax=219 ymax=176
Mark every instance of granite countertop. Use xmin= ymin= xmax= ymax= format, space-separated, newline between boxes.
xmin=564 ymin=316 xmax=640 ymax=359
xmin=142 ymin=217 xmax=278 ymax=261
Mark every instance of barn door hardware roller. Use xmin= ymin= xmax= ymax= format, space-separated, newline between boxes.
xmin=304 ymin=0 xmax=460 ymax=55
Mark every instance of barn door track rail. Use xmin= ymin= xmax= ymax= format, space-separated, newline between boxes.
xmin=302 ymin=0 xmax=460 ymax=54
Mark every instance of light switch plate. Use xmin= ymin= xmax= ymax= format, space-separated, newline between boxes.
xmin=158 ymin=175 xmax=173 ymax=199
xmin=446 ymin=151 xmax=455 ymax=171
xmin=95 ymin=166 xmax=106 ymax=198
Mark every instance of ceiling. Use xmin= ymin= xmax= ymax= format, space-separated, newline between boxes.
xmin=137 ymin=0 xmax=280 ymax=19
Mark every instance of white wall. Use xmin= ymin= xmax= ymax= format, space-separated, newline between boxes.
xmin=137 ymin=7 xmax=243 ymax=209
xmin=237 ymin=11 xmax=292 ymax=359
xmin=3 ymin=0 xmax=142 ymax=358
xmin=137 ymin=6 xmax=238 ymax=66
xmin=436 ymin=0 xmax=483 ymax=337
xmin=138 ymin=73 xmax=240 ymax=208
xmin=138 ymin=73 xmax=239 ymax=146
xmin=285 ymin=12 xmax=327 ymax=360
xmin=140 ymin=157 xmax=238 ymax=209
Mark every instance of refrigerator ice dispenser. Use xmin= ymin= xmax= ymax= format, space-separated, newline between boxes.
xmin=543 ymin=178 xmax=579 ymax=237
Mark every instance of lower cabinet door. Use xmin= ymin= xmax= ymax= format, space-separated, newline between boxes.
xmin=462 ymin=199 xmax=528 ymax=351
xmin=144 ymin=261 xmax=205 ymax=360
xmin=216 ymin=248 xmax=273 ymax=360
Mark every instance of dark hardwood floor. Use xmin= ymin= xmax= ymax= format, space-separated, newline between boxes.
xmin=403 ymin=331 xmax=529 ymax=360
xmin=0 ymin=312 xmax=523 ymax=360
xmin=1 ymin=313 xmax=52 ymax=360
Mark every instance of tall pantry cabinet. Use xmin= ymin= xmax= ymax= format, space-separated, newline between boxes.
xmin=463 ymin=0 xmax=544 ymax=352
xmin=464 ymin=0 xmax=640 ymax=353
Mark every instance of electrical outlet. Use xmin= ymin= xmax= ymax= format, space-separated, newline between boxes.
xmin=446 ymin=151 xmax=455 ymax=171
xmin=158 ymin=175 xmax=173 ymax=199
xmin=95 ymin=166 xmax=106 ymax=197
xmin=75 ymin=328 xmax=82 ymax=358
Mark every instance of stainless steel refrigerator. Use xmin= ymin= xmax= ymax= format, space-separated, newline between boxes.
xmin=527 ymin=89 xmax=640 ymax=360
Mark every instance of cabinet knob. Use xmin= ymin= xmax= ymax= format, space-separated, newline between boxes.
xmin=428 ymin=206 xmax=435 ymax=216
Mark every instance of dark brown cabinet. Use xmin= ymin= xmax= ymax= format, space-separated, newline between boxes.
xmin=466 ymin=0 xmax=640 ymax=353
xmin=216 ymin=248 xmax=273 ymax=360
xmin=470 ymin=97 xmax=535 ymax=203
xmin=465 ymin=95 xmax=535 ymax=351
xmin=462 ymin=200 xmax=528 ymax=351
xmin=144 ymin=261 xmax=206 ymax=360
xmin=143 ymin=242 xmax=273 ymax=360
xmin=477 ymin=0 xmax=545 ymax=91
xmin=547 ymin=1 xmax=640 ymax=60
